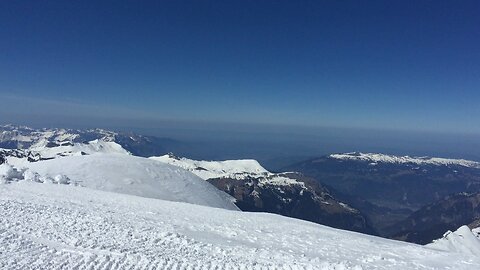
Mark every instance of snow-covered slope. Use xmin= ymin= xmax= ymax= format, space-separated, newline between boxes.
xmin=150 ymin=154 xmax=269 ymax=180
xmin=150 ymin=154 xmax=306 ymax=187
xmin=330 ymin=152 xmax=480 ymax=168
xmin=21 ymin=154 xmax=238 ymax=210
xmin=1 ymin=181 xmax=479 ymax=269
xmin=427 ymin=225 xmax=480 ymax=256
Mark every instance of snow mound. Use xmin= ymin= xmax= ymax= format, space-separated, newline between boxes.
xmin=23 ymin=154 xmax=238 ymax=210
xmin=1 ymin=182 xmax=479 ymax=269
xmin=0 ymin=163 xmax=71 ymax=185
xmin=150 ymin=154 xmax=269 ymax=180
xmin=330 ymin=152 xmax=480 ymax=168
xmin=426 ymin=225 xmax=480 ymax=256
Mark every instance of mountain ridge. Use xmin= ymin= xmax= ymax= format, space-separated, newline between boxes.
xmin=152 ymin=153 xmax=376 ymax=234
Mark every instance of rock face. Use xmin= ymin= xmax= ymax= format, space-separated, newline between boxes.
xmin=285 ymin=152 xmax=480 ymax=234
xmin=151 ymin=154 xmax=376 ymax=234
xmin=388 ymin=192 xmax=480 ymax=244
xmin=207 ymin=173 xmax=375 ymax=234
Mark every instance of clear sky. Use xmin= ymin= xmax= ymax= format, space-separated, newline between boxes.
xmin=1 ymin=0 xmax=479 ymax=135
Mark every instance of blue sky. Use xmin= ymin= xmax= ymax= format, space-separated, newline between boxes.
xmin=1 ymin=0 xmax=479 ymax=134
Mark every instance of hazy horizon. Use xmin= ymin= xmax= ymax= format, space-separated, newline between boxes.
xmin=1 ymin=119 xmax=479 ymax=170
xmin=1 ymin=1 xmax=479 ymax=166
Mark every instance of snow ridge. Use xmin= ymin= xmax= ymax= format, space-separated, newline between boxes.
xmin=150 ymin=154 xmax=305 ymax=187
xmin=330 ymin=152 xmax=480 ymax=168
xmin=150 ymin=154 xmax=268 ymax=179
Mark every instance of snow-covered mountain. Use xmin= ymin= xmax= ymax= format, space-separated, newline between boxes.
xmin=1 ymin=125 xmax=480 ymax=268
xmin=330 ymin=152 xmax=480 ymax=169
xmin=151 ymin=153 xmax=270 ymax=180
xmin=0 ymin=124 xmax=182 ymax=159
xmin=1 ymin=125 xmax=374 ymax=233
xmin=0 ymin=124 xmax=119 ymax=149
xmin=151 ymin=154 xmax=375 ymax=234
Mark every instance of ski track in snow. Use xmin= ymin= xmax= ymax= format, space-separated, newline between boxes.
xmin=2 ymin=182 xmax=479 ymax=270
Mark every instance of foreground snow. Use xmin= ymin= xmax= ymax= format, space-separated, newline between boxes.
xmin=1 ymin=182 xmax=479 ymax=269
xmin=19 ymin=154 xmax=238 ymax=210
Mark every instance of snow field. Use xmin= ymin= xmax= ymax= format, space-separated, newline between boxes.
xmin=1 ymin=182 xmax=479 ymax=270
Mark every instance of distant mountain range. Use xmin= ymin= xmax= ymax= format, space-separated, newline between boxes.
xmin=0 ymin=124 xmax=184 ymax=158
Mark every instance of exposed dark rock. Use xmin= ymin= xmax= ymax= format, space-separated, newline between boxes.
xmin=208 ymin=173 xmax=376 ymax=235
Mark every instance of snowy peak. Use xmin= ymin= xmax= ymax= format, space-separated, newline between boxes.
xmin=0 ymin=125 xmax=122 ymax=148
xmin=330 ymin=152 xmax=480 ymax=169
xmin=150 ymin=154 xmax=269 ymax=180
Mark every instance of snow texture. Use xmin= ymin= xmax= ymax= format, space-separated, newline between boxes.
xmin=1 ymin=181 xmax=479 ymax=270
